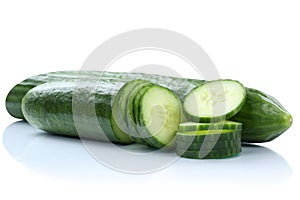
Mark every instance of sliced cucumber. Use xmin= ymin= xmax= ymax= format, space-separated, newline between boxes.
xmin=176 ymin=139 xmax=241 ymax=151
xmin=138 ymin=85 xmax=182 ymax=148
xmin=110 ymin=116 xmax=134 ymax=144
xmin=176 ymin=130 xmax=241 ymax=143
xmin=176 ymin=148 xmax=241 ymax=159
xmin=183 ymin=80 xmax=246 ymax=122
xmin=178 ymin=121 xmax=242 ymax=132
xmin=132 ymin=84 xmax=155 ymax=146
xmin=112 ymin=79 xmax=145 ymax=133
xmin=126 ymin=81 xmax=154 ymax=144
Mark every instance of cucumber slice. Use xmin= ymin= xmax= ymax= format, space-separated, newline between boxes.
xmin=132 ymin=84 xmax=155 ymax=146
xmin=139 ymin=85 xmax=182 ymax=148
xmin=126 ymin=81 xmax=153 ymax=135
xmin=176 ymin=148 xmax=241 ymax=159
xmin=111 ymin=116 xmax=134 ymax=144
xmin=176 ymin=130 xmax=241 ymax=143
xmin=112 ymin=79 xmax=145 ymax=133
xmin=176 ymin=139 xmax=241 ymax=151
xmin=183 ymin=80 xmax=246 ymax=122
xmin=178 ymin=121 xmax=242 ymax=132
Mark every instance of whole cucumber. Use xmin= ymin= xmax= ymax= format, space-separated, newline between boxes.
xmin=6 ymin=71 xmax=292 ymax=143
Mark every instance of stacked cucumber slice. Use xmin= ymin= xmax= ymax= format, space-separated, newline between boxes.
xmin=112 ymin=79 xmax=182 ymax=148
xmin=177 ymin=80 xmax=246 ymax=159
xmin=176 ymin=124 xmax=242 ymax=159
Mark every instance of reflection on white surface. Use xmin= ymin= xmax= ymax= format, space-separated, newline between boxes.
xmin=3 ymin=121 xmax=292 ymax=186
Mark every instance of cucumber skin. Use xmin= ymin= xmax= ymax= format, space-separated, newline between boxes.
xmin=22 ymin=81 xmax=127 ymax=143
xmin=176 ymin=148 xmax=241 ymax=159
xmin=231 ymin=88 xmax=293 ymax=143
xmin=7 ymin=71 xmax=292 ymax=143
xmin=176 ymin=139 xmax=241 ymax=151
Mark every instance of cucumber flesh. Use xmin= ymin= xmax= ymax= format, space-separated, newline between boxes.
xmin=184 ymin=80 xmax=246 ymax=122
xmin=178 ymin=121 xmax=242 ymax=132
xmin=139 ymin=85 xmax=182 ymax=148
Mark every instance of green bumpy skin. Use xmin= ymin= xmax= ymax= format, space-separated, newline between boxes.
xmin=21 ymin=81 xmax=132 ymax=144
xmin=231 ymin=88 xmax=292 ymax=142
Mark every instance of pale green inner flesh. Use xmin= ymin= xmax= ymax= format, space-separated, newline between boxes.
xmin=177 ymin=129 xmax=237 ymax=136
xmin=184 ymin=80 xmax=245 ymax=117
xmin=141 ymin=87 xmax=182 ymax=144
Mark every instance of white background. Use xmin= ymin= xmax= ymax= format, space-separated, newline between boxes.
xmin=0 ymin=0 xmax=299 ymax=200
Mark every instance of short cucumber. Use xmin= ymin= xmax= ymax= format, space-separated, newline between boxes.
xmin=183 ymin=80 xmax=246 ymax=122
xmin=176 ymin=139 xmax=241 ymax=151
xmin=178 ymin=121 xmax=242 ymax=132
xmin=138 ymin=85 xmax=182 ymax=148
xmin=176 ymin=130 xmax=241 ymax=143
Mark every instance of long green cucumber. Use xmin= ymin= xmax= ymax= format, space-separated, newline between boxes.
xmin=6 ymin=71 xmax=292 ymax=143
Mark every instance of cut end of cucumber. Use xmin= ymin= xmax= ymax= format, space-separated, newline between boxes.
xmin=140 ymin=86 xmax=182 ymax=146
xmin=184 ymin=80 xmax=246 ymax=121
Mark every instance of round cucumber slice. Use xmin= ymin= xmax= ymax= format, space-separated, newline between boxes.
xmin=138 ymin=85 xmax=182 ymax=148
xmin=183 ymin=80 xmax=246 ymax=122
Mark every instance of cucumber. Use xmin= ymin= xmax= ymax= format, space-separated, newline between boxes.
xmin=183 ymin=80 xmax=246 ymax=122
xmin=21 ymin=81 xmax=134 ymax=144
xmin=176 ymin=148 xmax=241 ymax=159
xmin=7 ymin=71 xmax=292 ymax=143
xmin=176 ymin=139 xmax=241 ymax=151
xmin=178 ymin=121 xmax=242 ymax=132
xmin=231 ymin=88 xmax=293 ymax=142
xmin=176 ymin=130 xmax=241 ymax=143
xmin=138 ymin=85 xmax=182 ymax=148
